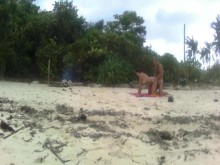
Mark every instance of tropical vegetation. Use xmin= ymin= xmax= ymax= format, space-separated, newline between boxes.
xmin=0 ymin=0 xmax=220 ymax=85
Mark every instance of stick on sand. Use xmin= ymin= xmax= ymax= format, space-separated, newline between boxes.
xmin=43 ymin=138 xmax=70 ymax=164
xmin=4 ymin=126 xmax=25 ymax=139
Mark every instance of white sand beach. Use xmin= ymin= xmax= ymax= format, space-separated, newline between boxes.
xmin=0 ymin=81 xmax=220 ymax=165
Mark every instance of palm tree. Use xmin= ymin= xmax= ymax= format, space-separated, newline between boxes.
xmin=185 ymin=36 xmax=198 ymax=61
xmin=211 ymin=15 xmax=220 ymax=57
xmin=200 ymin=42 xmax=213 ymax=68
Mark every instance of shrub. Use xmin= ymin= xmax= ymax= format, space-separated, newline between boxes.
xmin=97 ymin=55 xmax=134 ymax=85
xmin=178 ymin=60 xmax=202 ymax=83
xmin=160 ymin=53 xmax=179 ymax=83
xmin=203 ymin=62 xmax=220 ymax=85
xmin=133 ymin=48 xmax=158 ymax=76
xmin=36 ymin=39 xmax=64 ymax=80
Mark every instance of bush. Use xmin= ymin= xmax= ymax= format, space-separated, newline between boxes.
xmin=36 ymin=39 xmax=66 ymax=80
xmin=133 ymin=48 xmax=158 ymax=76
xmin=160 ymin=53 xmax=179 ymax=83
xmin=97 ymin=55 xmax=134 ymax=85
xmin=203 ymin=62 xmax=220 ymax=85
xmin=178 ymin=60 xmax=202 ymax=83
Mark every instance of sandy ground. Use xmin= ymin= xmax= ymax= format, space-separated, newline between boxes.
xmin=0 ymin=81 xmax=220 ymax=165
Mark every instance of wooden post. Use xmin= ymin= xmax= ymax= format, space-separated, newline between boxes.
xmin=48 ymin=59 xmax=50 ymax=85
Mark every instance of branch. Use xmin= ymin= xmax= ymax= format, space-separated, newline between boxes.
xmin=3 ymin=127 xmax=25 ymax=139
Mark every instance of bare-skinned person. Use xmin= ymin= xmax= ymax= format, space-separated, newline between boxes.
xmin=153 ymin=58 xmax=164 ymax=96
xmin=135 ymin=68 xmax=157 ymax=96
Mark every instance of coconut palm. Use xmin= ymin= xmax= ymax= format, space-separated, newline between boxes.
xmin=200 ymin=42 xmax=213 ymax=68
xmin=185 ymin=36 xmax=198 ymax=61
xmin=211 ymin=15 xmax=220 ymax=57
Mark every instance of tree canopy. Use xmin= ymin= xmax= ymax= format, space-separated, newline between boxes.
xmin=0 ymin=0 xmax=219 ymax=85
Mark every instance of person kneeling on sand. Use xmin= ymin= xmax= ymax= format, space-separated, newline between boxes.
xmin=135 ymin=68 xmax=157 ymax=96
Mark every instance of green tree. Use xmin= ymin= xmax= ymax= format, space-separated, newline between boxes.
xmin=68 ymin=10 xmax=148 ymax=83
xmin=160 ymin=53 xmax=179 ymax=83
xmin=134 ymin=46 xmax=158 ymax=76
xmin=63 ymin=20 xmax=108 ymax=82
xmin=200 ymin=42 xmax=213 ymax=68
xmin=105 ymin=11 xmax=146 ymax=61
xmin=185 ymin=36 xmax=199 ymax=61
xmin=52 ymin=0 xmax=85 ymax=44
xmin=0 ymin=0 xmax=9 ymax=41
xmin=44 ymin=0 xmax=88 ymax=80
xmin=211 ymin=15 xmax=220 ymax=57
xmin=97 ymin=55 xmax=134 ymax=85
xmin=179 ymin=59 xmax=202 ymax=82
xmin=0 ymin=0 xmax=40 ymax=77
xmin=0 ymin=0 xmax=10 ymax=77
xmin=36 ymin=39 xmax=64 ymax=80
xmin=203 ymin=62 xmax=220 ymax=85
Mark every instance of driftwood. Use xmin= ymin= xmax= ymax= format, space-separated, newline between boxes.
xmin=3 ymin=126 xmax=24 ymax=139
xmin=77 ymin=148 xmax=87 ymax=156
xmin=184 ymin=148 xmax=209 ymax=161
xmin=35 ymin=154 xmax=49 ymax=163
xmin=43 ymin=138 xmax=70 ymax=164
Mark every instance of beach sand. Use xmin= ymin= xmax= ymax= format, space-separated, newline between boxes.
xmin=0 ymin=81 xmax=220 ymax=165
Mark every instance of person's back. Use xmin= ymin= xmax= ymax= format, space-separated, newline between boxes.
xmin=139 ymin=72 xmax=155 ymax=84
xmin=135 ymin=68 xmax=157 ymax=95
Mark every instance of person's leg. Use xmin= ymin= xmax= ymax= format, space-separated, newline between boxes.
xmin=151 ymin=81 xmax=157 ymax=95
xmin=158 ymin=80 xmax=164 ymax=96
xmin=148 ymin=84 xmax=152 ymax=94
xmin=156 ymin=83 xmax=159 ymax=94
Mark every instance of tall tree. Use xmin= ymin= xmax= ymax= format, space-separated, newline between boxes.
xmin=110 ymin=11 xmax=146 ymax=42
xmin=160 ymin=53 xmax=179 ymax=82
xmin=185 ymin=36 xmax=198 ymax=61
xmin=0 ymin=0 xmax=10 ymax=77
xmin=211 ymin=15 xmax=220 ymax=57
xmin=200 ymin=42 xmax=213 ymax=68
xmin=52 ymin=0 xmax=85 ymax=44
xmin=7 ymin=0 xmax=41 ymax=77
xmin=36 ymin=0 xmax=87 ymax=79
xmin=105 ymin=11 xmax=146 ymax=60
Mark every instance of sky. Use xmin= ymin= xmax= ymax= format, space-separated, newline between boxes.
xmin=34 ymin=0 xmax=220 ymax=62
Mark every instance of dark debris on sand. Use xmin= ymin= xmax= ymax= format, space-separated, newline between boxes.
xmin=20 ymin=106 xmax=37 ymax=115
xmin=140 ymin=114 xmax=220 ymax=151
xmin=142 ymin=129 xmax=173 ymax=150
xmin=162 ymin=115 xmax=201 ymax=124
xmin=56 ymin=104 xmax=74 ymax=115
xmin=0 ymin=98 xmax=220 ymax=164
xmin=0 ymin=120 xmax=14 ymax=132
xmin=83 ymin=109 xmax=127 ymax=117
xmin=0 ymin=97 xmax=14 ymax=104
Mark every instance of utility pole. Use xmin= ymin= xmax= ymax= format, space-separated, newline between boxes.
xmin=184 ymin=24 xmax=186 ymax=62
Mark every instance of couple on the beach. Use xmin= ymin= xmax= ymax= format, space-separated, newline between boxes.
xmin=135 ymin=58 xmax=164 ymax=96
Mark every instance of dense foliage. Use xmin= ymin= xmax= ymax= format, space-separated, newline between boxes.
xmin=0 ymin=0 xmax=219 ymax=85
xmin=97 ymin=55 xmax=134 ymax=85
